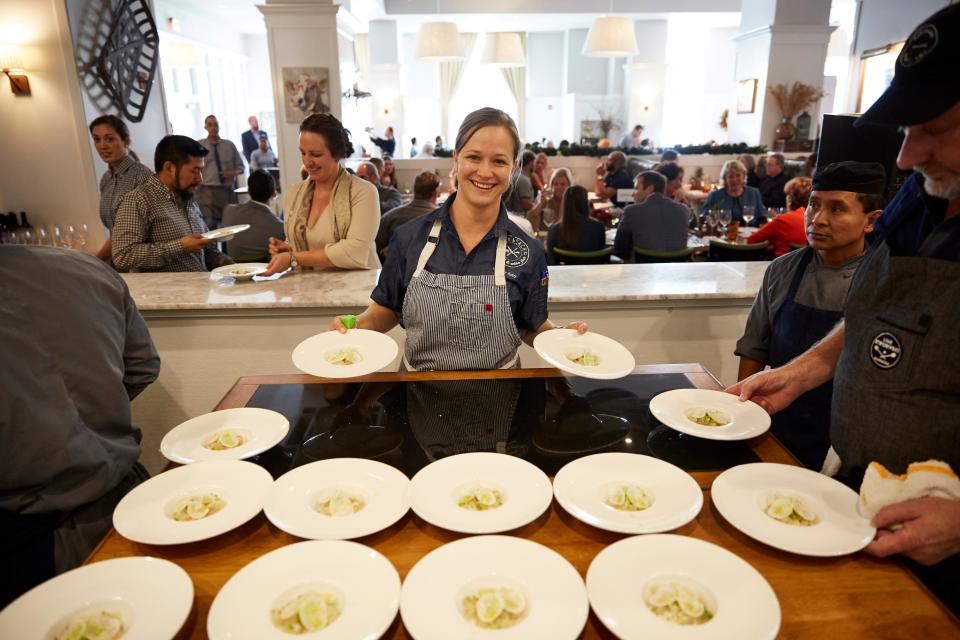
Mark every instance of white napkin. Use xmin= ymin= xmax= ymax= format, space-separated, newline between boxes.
xmin=859 ymin=460 xmax=960 ymax=520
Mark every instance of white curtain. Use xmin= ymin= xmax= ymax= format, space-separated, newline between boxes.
xmin=439 ymin=32 xmax=478 ymax=141
xmin=353 ymin=34 xmax=370 ymax=89
xmin=500 ymin=34 xmax=527 ymax=141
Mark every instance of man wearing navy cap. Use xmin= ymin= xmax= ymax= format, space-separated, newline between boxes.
xmin=730 ymin=4 xmax=960 ymax=612
xmin=735 ymin=161 xmax=885 ymax=470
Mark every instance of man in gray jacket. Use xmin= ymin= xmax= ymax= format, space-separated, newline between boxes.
xmin=614 ymin=170 xmax=690 ymax=260
xmin=222 ymin=169 xmax=284 ymax=261
xmin=376 ymin=171 xmax=440 ymax=255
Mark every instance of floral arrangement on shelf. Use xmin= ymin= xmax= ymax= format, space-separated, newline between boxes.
xmin=522 ymin=142 xmax=765 ymax=157
xmin=767 ymin=82 xmax=824 ymax=120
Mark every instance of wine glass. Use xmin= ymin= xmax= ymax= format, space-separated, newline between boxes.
xmin=742 ymin=206 xmax=755 ymax=227
xmin=37 ymin=227 xmax=53 ymax=246
xmin=718 ymin=209 xmax=732 ymax=236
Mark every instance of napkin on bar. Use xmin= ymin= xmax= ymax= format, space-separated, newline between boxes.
xmin=859 ymin=460 xmax=960 ymax=520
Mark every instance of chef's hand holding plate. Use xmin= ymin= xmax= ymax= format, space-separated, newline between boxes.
xmin=725 ymin=365 xmax=808 ymax=415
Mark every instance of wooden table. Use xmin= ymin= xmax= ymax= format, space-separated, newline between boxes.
xmin=87 ymin=365 xmax=959 ymax=639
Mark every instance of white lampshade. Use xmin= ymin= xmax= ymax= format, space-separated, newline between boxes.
xmin=414 ymin=22 xmax=464 ymax=61
xmin=481 ymin=32 xmax=525 ymax=67
xmin=582 ymin=16 xmax=638 ymax=57
xmin=0 ymin=42 xmax=24 ymax=71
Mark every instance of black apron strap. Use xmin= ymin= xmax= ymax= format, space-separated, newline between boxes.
xmin=0 ymin=508 xmax=60 ymax=608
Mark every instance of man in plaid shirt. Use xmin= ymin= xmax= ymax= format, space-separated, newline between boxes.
xmin=112 ymin=136 xmax=233 ymax=272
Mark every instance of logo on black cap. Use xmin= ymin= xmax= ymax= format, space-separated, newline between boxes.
xmin=899 ymin=24 xmax=939 ymax=67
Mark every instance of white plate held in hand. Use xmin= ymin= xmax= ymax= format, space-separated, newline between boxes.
xmin=160 ymin=407 xmax=289 ymax=464
xmin=649 ymin=388 xmax=770 ymax=441
xmin=0 ymin=557 xmax=193 ymax=640
xmin=533 ymin=329 xmax=635 ymax=379
xmin=202 ymin=224 xmax=250 ymax=241
xmin=292 ymin=329 xmax=399 ymax=379
xmin=711 ymin=463 xmax=876 ymax=556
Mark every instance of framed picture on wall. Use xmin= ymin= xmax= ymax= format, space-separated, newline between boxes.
xmin=736 ymin=79 xmax=757 ymax=114
xmin=282 ymin=67 xmax=331 ymax=123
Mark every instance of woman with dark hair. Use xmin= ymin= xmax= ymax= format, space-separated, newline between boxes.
xmin=381 ymin=154 xmax=396 ymax=188
xmin=263 ymin=113 xmax=380 ymax=274
xmin=545 ymin=185 xmax=606 ymax=265
xmin=89 ymin=114 xmax=153 ymax=262
xmin=331 ymin=107 xmax=586 ymax=371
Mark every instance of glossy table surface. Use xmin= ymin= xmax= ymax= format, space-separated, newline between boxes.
xmin=87 ymin=365 xmax=959 ymax=639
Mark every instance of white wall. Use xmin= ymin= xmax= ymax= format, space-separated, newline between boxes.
xmin=0 ymin=0 xmax=100 ymax=238
xmin=566 ymin=28 xmax=609 ymax=95
xmin=243 ymin=33 xmax=276 ymax=131
xmin=527 ymin=32 xmax=564 ymax=96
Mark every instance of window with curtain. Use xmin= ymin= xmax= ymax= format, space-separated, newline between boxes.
xmin=448 ymin=42 xmax=519 ymax=143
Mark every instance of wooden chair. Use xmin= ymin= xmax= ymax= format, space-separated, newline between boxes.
xmin=552 ymin=247 xmax=613 ymax=265
xmin=633 ymin=247 xmax=695 ymax=263
xmin=708 ymin=239 xmax=771 ymax=262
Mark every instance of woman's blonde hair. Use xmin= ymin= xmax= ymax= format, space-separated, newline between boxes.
xmin=720 ymin=159 xmax=748 ymax=182
xmin=548 ymin=167 xmax=573 ymax=190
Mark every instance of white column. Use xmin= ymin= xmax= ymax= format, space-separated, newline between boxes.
xmin=367 ymin=20 xmax=403 ymax=154
xmin=728 ymin=0 xmax=834 ymax=147
xmin=622 ymin=19 xmax=668 ymax=146
xmin=257 ymin=0 xmax=346 ymax=192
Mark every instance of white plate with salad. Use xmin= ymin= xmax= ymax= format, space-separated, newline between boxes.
xmin=401 ymin=535 xmax=588 ymax=640
xmin=208 ymin=540 xmax=400 ymax=640
xmin=533 ymin=329 xmax=635 ymax=380
xmin=711 ymin=463 xmax=876 ymax=557
xmin=553 ymin=453 xmax=702 ymax=534
xmin=407 ymin=452 xmax=553 ymax=534
xmin=112 ymin=459 xmax=272 ymax=545
xmin=0 ymin=556 xmax=193 ymax=640
xmin=160 ymin=407 xmax=290 ymax=464
xmin=211 ymin=263 xmax=268 ymax=280
xmin=264 ymin=458 xmax=410 ymax=540
xmin=202 ymin=224 xmax=250 ymax=241
xmin=587 ymin=534 xmax=780 ymax=640
xmin=292 ymin=329 xmax=399 ymax=379
xmin=648 ymin=388 xmax=770 ymax=441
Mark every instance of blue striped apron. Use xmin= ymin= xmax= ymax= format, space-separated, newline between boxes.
xmin=401 ymin=219 xmax=522 ymax=371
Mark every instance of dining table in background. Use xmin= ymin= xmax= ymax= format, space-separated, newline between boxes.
xmin=85 ymin=365 xmax=960 ymax=639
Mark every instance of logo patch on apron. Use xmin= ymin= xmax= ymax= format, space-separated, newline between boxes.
xmin=505 ymin=236 xmax=530 ymax=268
xmin=870 ymin=331 xmax=902 ymax=369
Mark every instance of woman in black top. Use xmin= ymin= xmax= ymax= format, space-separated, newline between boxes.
xmin=546 ymin=185 xmax=606 ymax=264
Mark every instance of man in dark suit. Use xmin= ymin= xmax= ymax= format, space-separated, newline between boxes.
xmin=376 ymin=171 xmax=439 ymax=255
xmin=221 ymin=170 xmax=284 ymax=261
xmin=241 ymin=115 xmax=269 ymax=163
xmin=614 ymin=170 xmax=691 ymax=260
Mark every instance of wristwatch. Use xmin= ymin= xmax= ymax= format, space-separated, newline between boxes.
xmin=289 ymin=251 xmax=299 ymax=270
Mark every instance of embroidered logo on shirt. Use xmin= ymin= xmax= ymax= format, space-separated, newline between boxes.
xmin=505 ymin=236 xmax=530 ymax=268
xmin=870 ymin=331 xmax=902 ymax=369
xmin=899 ymin=24 xmax=938 ymax=67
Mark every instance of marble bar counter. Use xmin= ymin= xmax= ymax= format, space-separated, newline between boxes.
xmin=124 ymin=262 xmax=767 ymax=473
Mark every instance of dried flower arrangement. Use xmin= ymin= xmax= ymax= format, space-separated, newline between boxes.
xmin=767 ymin=82 xmax=824 ymax=119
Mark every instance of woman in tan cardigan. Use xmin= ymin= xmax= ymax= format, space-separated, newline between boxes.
xmin=262 ymin=114 xmax=380 ymax=275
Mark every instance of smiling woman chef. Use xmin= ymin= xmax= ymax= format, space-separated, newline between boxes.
xmin=331 ymin=107 xmax=585 ymax=370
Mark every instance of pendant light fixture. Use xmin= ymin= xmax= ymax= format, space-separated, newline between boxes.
xmin=414 ymin=21 xmax=464 ymax=61
xmin=480 ymin=32 xmax=525 ymax=67
xmin=582 ymin=16 xmax=638 ymax=57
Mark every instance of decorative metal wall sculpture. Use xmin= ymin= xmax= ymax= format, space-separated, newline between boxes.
xmin=75 ymin=0 xmax=159 ymax=122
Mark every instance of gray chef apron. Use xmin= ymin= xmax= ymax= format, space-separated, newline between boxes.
xmin=401 ymin=219 xmax=522 ymax=371
xmin=831 ymin=230 xmax=960 ymax=485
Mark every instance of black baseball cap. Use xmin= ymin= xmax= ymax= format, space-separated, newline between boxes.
xmin=855 ymin=4 xmax=960 ymax=128
xmin=812 ymin=161 xmax=887 ymax=196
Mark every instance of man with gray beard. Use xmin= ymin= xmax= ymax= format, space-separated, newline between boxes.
xmin=728 ymin=3 xmax=959 ymax=614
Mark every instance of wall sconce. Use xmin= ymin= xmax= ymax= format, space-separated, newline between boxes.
xmin=0 ymin=43 xmax=30 ymax=95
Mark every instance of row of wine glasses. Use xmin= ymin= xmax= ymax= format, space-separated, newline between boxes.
xmin=2 ymin=223 xmax=92 ymax=251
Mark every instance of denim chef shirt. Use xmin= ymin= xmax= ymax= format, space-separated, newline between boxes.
xmin=372 ymin=192 xmax=549 ymax=333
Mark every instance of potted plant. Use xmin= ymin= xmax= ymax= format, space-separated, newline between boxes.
xmin=767 ymin=82 xmax=824 ymax=141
